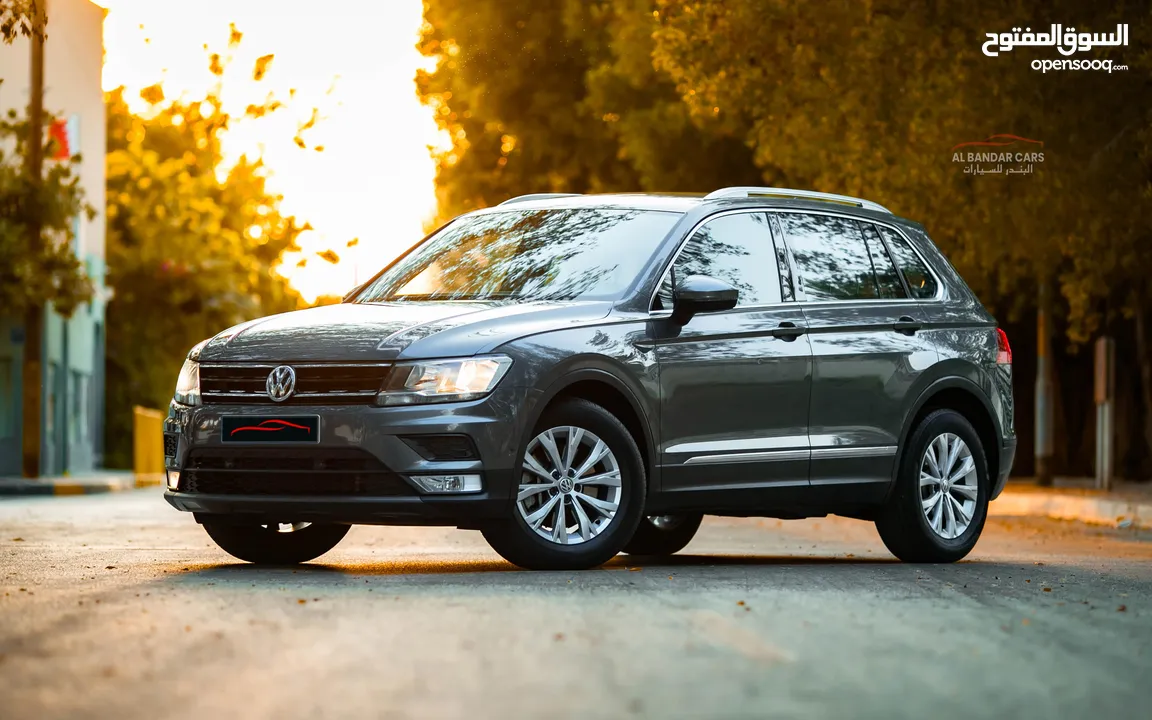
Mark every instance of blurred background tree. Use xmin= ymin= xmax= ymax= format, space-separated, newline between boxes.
xmin=0 ymin=108 xmax=95 ymax=317
xmin=419 ymin=0 xmax=1152 ymax=478
xmin=102 ymin=35 xmax=307 ymax=467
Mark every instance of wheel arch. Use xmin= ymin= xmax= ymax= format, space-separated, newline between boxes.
xmin=525 ymin=368 xmax=656 ymax=490
xmin=894 ymin=377 xmax=1002 ymax=495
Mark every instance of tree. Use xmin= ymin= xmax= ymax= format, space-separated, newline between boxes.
xmin=415 ymin=0 xmax=760 ymax=222
xmin=0 ymin=109 xmax=94 ymax=317
xmin=102 ymin=37 xmax=309 ymax=467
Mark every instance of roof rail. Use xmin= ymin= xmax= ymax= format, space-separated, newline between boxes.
xmin=703 ymin=187 xmax=892 ymax=214
xmin=499 ymin=193 xmax=583 ymax=206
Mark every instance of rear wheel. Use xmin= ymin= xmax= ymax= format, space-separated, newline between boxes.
xmin=202 ymin=521 xmax=350 ymax=564
xmin=876 ymin=409 xmax=989 ymax=563
xmin=482 ymin=399 xmax=646 ymax=570
xmin=623 ymin=514 xmax=703 ymax=556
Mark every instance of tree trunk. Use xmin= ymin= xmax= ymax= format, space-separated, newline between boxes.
xmin=1035 ymin=278 xmax=1055 ymax=485
xmin=20 ymin=2 xmax=45 ymax=478
xmin=1134 ymin=300 xmax=1152 ymax=480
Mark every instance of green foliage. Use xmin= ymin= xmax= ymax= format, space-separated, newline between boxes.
xmin=416 ymin=0 xmax=760 ymax=221
xmin=0 ymin=108 xmax=95 ymax=317
xmin=103 ymin=41 xmax=309 ymax=466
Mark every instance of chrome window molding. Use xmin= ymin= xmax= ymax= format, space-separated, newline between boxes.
xmin=769 ymin=207 xmax=949 ymax=304
xmin=647 ymin=205 xmax=945 ymax=315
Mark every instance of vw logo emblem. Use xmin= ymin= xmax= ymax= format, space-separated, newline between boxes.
xmin=266 ymin=365 xmax=297 ymax=402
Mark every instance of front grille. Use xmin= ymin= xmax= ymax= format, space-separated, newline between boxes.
xmin=179 ymin=447 xmax=414 ymax=496
xmin=163 ymin=433 xmax=179 ymax=458
xmin=200 ymin=363 xmax=389 ymax=405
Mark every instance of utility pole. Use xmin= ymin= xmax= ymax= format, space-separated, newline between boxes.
xmin=1035 ymin=278 xmax=1055 ymax=486
xmin=20 ymin=0 xmax=46 ymax=478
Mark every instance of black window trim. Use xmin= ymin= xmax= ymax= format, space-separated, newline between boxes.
xmin=648 ymin=208 xmax=795 ymax=316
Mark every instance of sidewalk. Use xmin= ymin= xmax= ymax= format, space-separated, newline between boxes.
xmin=991 ymin=477 xmax=1152 ymax=530
xmin=0 ymin=471 xmax=162 ymax=497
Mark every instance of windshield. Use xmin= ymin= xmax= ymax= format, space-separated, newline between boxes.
xmin=354 ymin=207 xmax=681 ymax=303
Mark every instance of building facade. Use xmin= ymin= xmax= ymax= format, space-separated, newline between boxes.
xmin=0 ymin=0 xmax=107 ymax=476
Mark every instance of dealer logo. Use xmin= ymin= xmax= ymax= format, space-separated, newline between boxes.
xmin=951 ymin=134 xmax=1045 ymax=177
xmin=266 ymin=365 xmax=297 ymax=402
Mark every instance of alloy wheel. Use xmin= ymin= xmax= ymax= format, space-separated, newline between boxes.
xmin=517 ymin=426 xmax=622 ymax=545
xmin=919 ymin=432 xmax=978 ymax=539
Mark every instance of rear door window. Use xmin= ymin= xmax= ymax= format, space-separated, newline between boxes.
xmin=778 ymin=212 xmax=905 ymax=301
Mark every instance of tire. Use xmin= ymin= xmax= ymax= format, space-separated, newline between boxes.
xmin=623 ymin=514 xmax=703 ymax=556
xmin=202 ymin=521 xmax=350 ymax=564
xmin=482 ymin=398 xmax=647 ymax=570
xmin=876 ymin=409 xmax=989 ymax=563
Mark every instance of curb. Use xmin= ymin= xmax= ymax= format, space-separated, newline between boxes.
xmin=990 ymin=490 xmax=1152 ymax=530
xmin=0 ymin=473 xmax=161 ymax=497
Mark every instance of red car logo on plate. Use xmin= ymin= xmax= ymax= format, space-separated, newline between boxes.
xmin=229 ymin=419 xmax=312 ymax=437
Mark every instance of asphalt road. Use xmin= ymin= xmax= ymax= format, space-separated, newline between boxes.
xmin=1 ymin=490 xmax=1150 ymax=720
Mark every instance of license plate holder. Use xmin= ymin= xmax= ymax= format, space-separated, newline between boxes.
xmin=221 ymin=415 xmax=321 ymax=443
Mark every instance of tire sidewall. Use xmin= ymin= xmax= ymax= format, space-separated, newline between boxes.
xmin=902 ymin=410 xmax=989 ymax=554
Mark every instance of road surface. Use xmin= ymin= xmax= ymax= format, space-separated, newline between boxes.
xmin=2 ymin=489 xmax=1150 ymax=719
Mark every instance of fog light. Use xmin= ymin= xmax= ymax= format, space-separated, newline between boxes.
xmin=166 ymin=470 xmax=180 ymax=490
xmin=408 ymin=474 xmax=482 ymax=494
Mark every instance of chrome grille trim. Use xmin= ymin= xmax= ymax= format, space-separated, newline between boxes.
xmin=199 ymin=362 xmax=391 ymax=406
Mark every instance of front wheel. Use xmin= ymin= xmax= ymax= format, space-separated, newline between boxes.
xmin=482 ymin=399 xmax=646 ymax=570
xmin=623 ymin=514 xmax=703 ymax=556
xmin=876 ymin=409 xmax=989 ymax=563
xmin=202 ymin=521 xmax=350 ymax=564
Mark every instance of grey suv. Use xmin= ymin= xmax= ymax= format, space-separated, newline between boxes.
xmin=164 ymin=187 xmax=1016 ymax=570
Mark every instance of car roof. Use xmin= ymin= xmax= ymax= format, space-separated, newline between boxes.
xmin=469 ymin=193 xmax=704 ymax=214
xmin=470 ymin=191 xmax=917 ymax=228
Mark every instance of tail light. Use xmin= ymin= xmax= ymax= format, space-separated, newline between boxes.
xmin=996 ymin=328 xmax=1012 ymax=365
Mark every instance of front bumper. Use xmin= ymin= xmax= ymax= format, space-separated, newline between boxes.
xmin=162 ymin=384 xmax=527 ymax=526
xmin=163 ymin=488 xmax=512 ymax=527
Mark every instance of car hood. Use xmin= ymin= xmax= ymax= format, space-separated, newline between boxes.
xmin=195 ymin=300 xmax=614 ymax=363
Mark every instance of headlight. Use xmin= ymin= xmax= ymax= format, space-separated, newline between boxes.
xmin=174 ymin=359 xmax=201 ymax=406
xmin=377 ymin=356 xmax=512 ymax=406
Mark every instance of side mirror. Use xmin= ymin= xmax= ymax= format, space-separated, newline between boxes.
xmin=671 ymin=275 xmax=739 ymax=325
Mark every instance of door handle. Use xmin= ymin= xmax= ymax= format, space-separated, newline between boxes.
xmin=893 ymin=316 xmax=923 ymax=336
xmin=771 ymin=321 xmax=807 ymax=341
